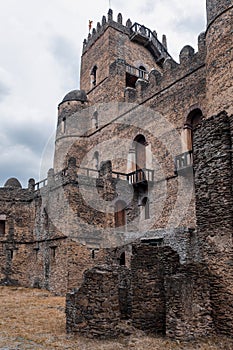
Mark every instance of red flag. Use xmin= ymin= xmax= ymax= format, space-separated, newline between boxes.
xmin=89 ymin=20 xmax=93 ymax=32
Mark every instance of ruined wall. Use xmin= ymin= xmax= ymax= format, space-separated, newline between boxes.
xmin=165 ymin=264 xmax=213 ymax=340
xmin=66 ymin=244 xmax=215 ymax=339
xmin=66 ymin=265 xmax=131 ymax=338
xmin=130 ymin=245 xmax=179 ymax=335
xmin=193 ymin=111 xmax=233 ymax=336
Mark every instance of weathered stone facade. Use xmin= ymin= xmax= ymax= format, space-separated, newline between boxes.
xmin=0 ymin=0 xmax=232 ymax=341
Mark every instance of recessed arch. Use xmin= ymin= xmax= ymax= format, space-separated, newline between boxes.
xmin=133 ymin=135 xmax=147 ymax=184
xmin=138 ymin=65 xmax=146 ymax=79
xmin=114 ymin=200 xmax=127 ymax=228
xmin=185 ymin=108 xmax=203 ymax=128
xmin=184 ymin=108 xmax=203 ymax=151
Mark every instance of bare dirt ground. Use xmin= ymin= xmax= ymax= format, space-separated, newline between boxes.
xmin=0 ymin=286 xmax=232 ymax=350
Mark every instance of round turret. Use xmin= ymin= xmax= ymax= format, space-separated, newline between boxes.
xmin=60 ymin=90 xmax=87 ymax=104
xmin=205 ymin=0 xmax=232 ymax=117
xmin=206 ymin=0 xmax=232 ymax=26
xmin=4 ymin=177 xmax=22 ymax=189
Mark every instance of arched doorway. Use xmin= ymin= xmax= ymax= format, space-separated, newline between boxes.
xmin=134 ymin=134 xmax=146 ymax=182
xmin=142 ymin=197 xmax=150 ymax=220
xmin=184 ymin=108 xmax=203 ymax=151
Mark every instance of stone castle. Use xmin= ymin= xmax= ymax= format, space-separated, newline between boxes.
xmin=0 ymin=0 xmax=232 ymax=341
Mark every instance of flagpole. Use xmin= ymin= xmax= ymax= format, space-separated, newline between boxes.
xmin=109 ymin=0 xmax=111 ymax=9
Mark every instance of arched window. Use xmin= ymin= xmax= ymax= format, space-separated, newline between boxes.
xmin=184 ymin=109 xmax=203 ymax=151
xmin=114 ymin=200 xmax=127 ymax=228
xmin=91 ymin=65 xmax=98 ymax=87
xmin=138 ymin=65 xmax=146 ymax=79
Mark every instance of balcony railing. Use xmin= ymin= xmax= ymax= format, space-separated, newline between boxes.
xmin=127 ymin=168 xmax=154 ymax=185
xmin=130 ymin=22 xmax=172 ymax=61
xmin=125 ymin=63 xmax=149 ymax=81
xmin=33 ymin=167 xmax=154 ymax=191
xmin=174 ymin=151 xmax=193 ymax=175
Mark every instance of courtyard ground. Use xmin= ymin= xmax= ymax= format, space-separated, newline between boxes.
xmin=0 ymin=286 xmax=232 ymax=350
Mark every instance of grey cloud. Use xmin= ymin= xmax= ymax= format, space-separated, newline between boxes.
xmin=174 ymin=17 xmax=205 ymax=34
xmin=3 ymin=122 xmax=54 ymax=156
xmin=50 ymin=35 xmax=77 ymax=66
xmin=0 ymin=80 xmax=10 ymax=102
xmin=138 ymin=0 xmax=157 ymax=14
xmin=0 ymin=151 xmax=40 ymax=188
xmin=49 ymin=34 xmax=79 ymax=88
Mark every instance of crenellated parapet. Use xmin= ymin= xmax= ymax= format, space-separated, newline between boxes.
xmin=125 ymin=31 xmax=206 ymax=103
xmin=82 ymin=9 xmax=168 ymax=61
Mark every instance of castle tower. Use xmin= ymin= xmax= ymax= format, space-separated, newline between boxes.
xmin=53 ymin=9 xmax=171 ymax=173
xmin=53 ymin=90 xmax=89 ymax=172
xmin=205 ymin=0 xmax=233 ymax=117
xmin=80 ymin=9 xmax=169 ymax=105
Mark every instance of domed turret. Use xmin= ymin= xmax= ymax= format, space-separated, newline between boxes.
xmin=60 ymin=89 xmax=87 ymax=105
xmin=4 ymin=177 xmax=22 ymax=189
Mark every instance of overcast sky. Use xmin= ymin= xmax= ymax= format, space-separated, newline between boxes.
xmin=0 ymin=0 xmax=206 ymax=187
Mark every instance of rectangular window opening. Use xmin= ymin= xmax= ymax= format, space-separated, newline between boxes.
xmin=0 ymin=220 xmax=5 ymax=235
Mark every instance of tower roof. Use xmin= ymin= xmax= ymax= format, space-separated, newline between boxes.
xmin=4 ymin=177 xmax=22 ymax=189
xmin=61 ymin=90 xmax=87 ymax=103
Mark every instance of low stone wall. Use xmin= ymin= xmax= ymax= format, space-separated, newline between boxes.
xmin=165 ymin=264 xmax=213 ymax=340
xmin=131 ymin=245 xmax=180 ymax=335
xmin=66 ymin=265 xmax=131 ymax=338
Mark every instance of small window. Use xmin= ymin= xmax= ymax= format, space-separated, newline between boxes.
xmin=61 ymin=117 xmax=66 ymax=133
xmin=91 ymin=65 xmax=98 ymax=87
xmin=93 ymin=151 xmax=99 ymax=170
xmin=119 ymin=252 xmax=126 ymax=266
xmin=92 ymin=110 xmax=98 ymax=129
xmin=142 ymin=197 xmax=150 ymax=220
xmin=8 ymin=249 xmax=14 ymax=260
xmin=50 ymin=246 xmax=57 ymax=259
xmin=43 ymin=209 xmax=49 ymax=230
xmin=0 ymin=220 xmax=5 ymax=235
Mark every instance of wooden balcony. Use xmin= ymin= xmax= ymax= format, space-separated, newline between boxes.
xmin=174 ymin=151 xmax=193 ymax=175
xmin=113 ymin=168 xmax=154 ymax=185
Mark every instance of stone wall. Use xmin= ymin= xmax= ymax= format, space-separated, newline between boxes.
xmin=165 ymin=264 xmax=213 ymax=340
xmin=130 ymin=245 xmax=179 ymax=335
xmin=66 ymin=265 xmax=131 ymax=338
xmin=193 ymin=111 xmax=233 ymax=336
xmin=205 ymin=3 xmax=233 ymax=117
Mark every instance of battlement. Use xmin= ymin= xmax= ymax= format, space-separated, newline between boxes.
xmin=82 ymin=9 xmax=169 ymax=63
xmin=125 ymin=31 xmax=206 ymax=103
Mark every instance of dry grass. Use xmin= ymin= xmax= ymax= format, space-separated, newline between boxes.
xmin=0 ymin=286 xmax=232 ymax=350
